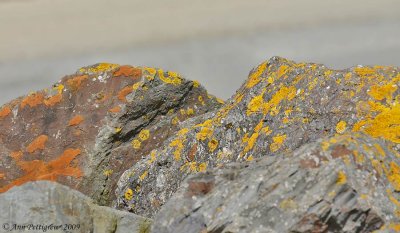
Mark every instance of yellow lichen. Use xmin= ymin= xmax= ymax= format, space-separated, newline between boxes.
xmin=79 ymin=63 xmax=119 ymax=74
xmin=353 ymin=104 xmax=400 ymax=143
xmin=147 ymin=150 xmax=157 ymax=165
xmin=132 ymin=139 xmax=141 ymax=149
xmin=335 ymin=121 xmax=347 ymax=134
xmin=208 ymin=138 xmax=219 ymax=152
xmin=246 ymin=155 xmax=254 ymax=161
xmin=139 ymin=171 xmax=149 ymax=181
xmin=171 ymin=116 xmax=179 ymax=125
xmin=388 ymin=162 xmax=400 ymax=192
xmin=193 ymin=80 xmax=200 ymax=88
xmin=243 ymin=132 xmax=259 ymax=154
xmin=246 ymin=62 xmax=267 ymax=88
xmin=270 ymin=134 xmax=287 ymax=152
xmin=132 ymin=82 xmax=143 ymax=91
xmin=198 ymin=95 xmax=205 ymax=106
xmin=186 ymin=108 xmax=195 ymax=116
xmin=336 ymin=170 xmax=347 ymax=185
xmin=195 ymin=120 xmax=213 ymax=141
xmin=157 ymin=69 xmax=182 ymax=85
xmin=261 ymin=126 xmax=272 ymax=136
xmin=368 ymin=84 xmax=397 ymax=101
xmin=125 ymin=188 xmax=133 ymax=200
xmin=139 ymin=129 xmax=150 ymax=141
xmin=198 ymin=162 xmax=207 ymax=172
xmin=103 ymin=169 xmax=113 ymax=176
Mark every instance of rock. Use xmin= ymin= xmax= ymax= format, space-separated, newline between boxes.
xmin=152 ymin=133 xmax=400 ymax=233
xmin=0 ymin=63 xmax=222 ymax=205
xmin=116 ymin=57 xmax=400 ymax=217
xmin=0 ymin=181 xmax=151 ymax=233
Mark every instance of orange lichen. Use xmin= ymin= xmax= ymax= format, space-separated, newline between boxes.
xmin=113 ymin=65 xmax=142 ymax=78
xmin=0 ymin=148 xmax=82 ymax=193
xmin=10 ymin=151 xmax=23 ymax=161
xmin=43 ymin=93 xmax=62 ymax=107
xmin=26 ymin=135 xmax=48 ymax=153
xmin=109 ymin=106 xmax=121 ymax=113
xmin=0 ymin=173 xmax=4 ymax=179
xmin=68 ymin=115 xmax=84 ymax=126
xmin=118 ymin=86 xmax=132 ymax=102
xmin=335 ymin=121 xmax=347 ymax=134
xmin=246 ymin=155 xmax=254 ymax=161
xmin=21 ymin=93 xmax=44 ymax=109
xmin=0 ymin=106 xmax=11 ymax=118
xmin=66 ymin=75 xmax=88 ymax=91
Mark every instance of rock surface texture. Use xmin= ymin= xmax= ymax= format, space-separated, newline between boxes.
xmin=152 ymin=133 xmax=400 ymax=233
xmin=0 ymin=181 xmax=151 ymax=233
xmin=116 ymin=57 xmax=400 ymax=219
xmin=1 ymin=57 xmax=399 ymax=233
xmin=0 ymin=63 xmax=222 ymax=206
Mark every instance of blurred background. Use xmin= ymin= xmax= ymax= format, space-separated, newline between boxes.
xmin=1 ymin=0 xmax=400 ymax=104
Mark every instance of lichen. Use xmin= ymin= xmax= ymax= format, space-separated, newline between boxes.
xmin=132 ymin=140 xmax=141 ymax=149
xmin=335 ymin=121 xmax=347 ymax=134
xmin=270 ymin=134 xmax=287 ymax=152
xmin=68 ymin=115 xmax=84 ymax=126
xmin=26 ymin=135 xmax=48 ymax=153
xmin=139 ymin=130 xmax=150 ymax=141
xmin=336 ymin=170 xmax=347 ymax=185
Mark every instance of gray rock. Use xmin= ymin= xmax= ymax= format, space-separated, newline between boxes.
xmin=152 ymin=133 xmax=400 ymax=233
xmin=116 ymin=57 xmax=400 ymax=218
xmin=0 ymin=181 xmax=151 ymax=233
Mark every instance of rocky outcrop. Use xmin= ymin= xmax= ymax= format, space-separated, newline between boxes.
xmin=0 ymin=63 xmax=222 ymax=205
xmin=152 ymin=133 xmax=400 ymax=232
xmin=0 ymin=181 xmax=151 ymax=233
xmin=116 ymin=57 xmax=400 ymax=217
xmin=1 ymin=57 xmax=399 ymax=232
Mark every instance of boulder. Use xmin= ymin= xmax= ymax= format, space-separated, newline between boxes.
xmin=116 ymin=57 xmax=400 ymax=217
xmin=152 ymin=133 xmax=400 ymax=232
xmin=0 ymin=181 xmax=151 ymax=233
xmin=0 ymin=63 xmax=222 ymax=205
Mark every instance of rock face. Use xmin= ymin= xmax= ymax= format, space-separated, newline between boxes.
xmin=152 ymin=133 xmax=400 ymax=233
xmin=1 ymin=57 xmax=399 ymax=233
xmin=0 ymin=181 xmax=151 ymax=233
xmin=0 ymin=63 xmax=222 ymax=205
xmin=116 ymin=57 xmax=400 ymax=217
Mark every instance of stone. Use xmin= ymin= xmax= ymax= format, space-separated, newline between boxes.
xmin=152 ymin=133 xmax=400 ymax=232
xmin=116 ymin=57 xmax=400 ymax=218
xmin=0 ymin=181 xmax=151 ymax=233
xmin=0 ymin=63 xmax=222 ymax=206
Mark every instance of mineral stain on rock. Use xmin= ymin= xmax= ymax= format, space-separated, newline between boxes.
xmin=0 ymin=57 xmax=399 ymax=233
